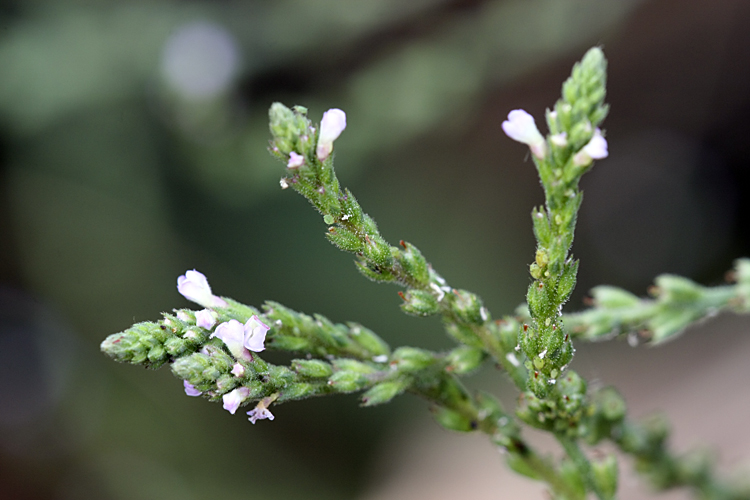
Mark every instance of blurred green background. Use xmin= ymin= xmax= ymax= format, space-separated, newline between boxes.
xmin=1 ymin=0 xmax=750 ymax=499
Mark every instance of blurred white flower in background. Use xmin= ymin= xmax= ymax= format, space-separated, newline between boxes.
xmin=161 ymin=21 xmax=240 ymax=100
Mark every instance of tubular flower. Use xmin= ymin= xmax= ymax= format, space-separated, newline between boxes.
xmin=195 ymin=309 xmax=218 ymax=330
xmin=222 ymin=387 xmax=250 ymax=414
xmin=501 ymin=109 xmax=547 ymax=159
xmin=244 ymin=315 xmax=269 ymax=352
xmin=287 ymin=152 xmax=305 ymax=168
xmin=573 ymin=129 xmax=608 ymax=166
xmin=183 ymin=380 xmax=202 ymax=397
xmin=316 ymin=108 xmax=347 ymax=161
xmin=177 ymin=270 xmax=227 ymax=308
xmin=211 ymin=320 xmax=252 ymax=361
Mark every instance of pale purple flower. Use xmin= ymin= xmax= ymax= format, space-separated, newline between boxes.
xmin=501 ymin=109 xmax=547 ymax=159
xmin=176 ymin=310 xmax=192 ymax=322
xmin=195 ymin=309 xmax=217 ymax=330
xmin=573 ymin=129 xmax=608 ymax=166
xmin=316 ymin=108 xmax=347 ymax=161
xmin=177 ymin=270 xmax=227 ymax=308
xmin=231 ymin=362 xmax=245 ymax=377
xmin=184 ymin=380 xmax=202 ymax=397
xmin=287 ymin=152 xmax=305 ymax=168
xmin=244 ymin=315 xmax=269 ymax=352
xmin=550 ymin=132 xmax=568 ymax=148
xmin=248 ymin=407 xmax=274 ymax=424
xmin=222 ymin=387 xmax=250 ymax=414
xmin=211 ymin=319 xmax=251 ymax=361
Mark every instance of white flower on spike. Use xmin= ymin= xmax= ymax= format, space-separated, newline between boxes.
xmin=573 ymin=129 xmax=608 ymax=166
xmin=501 ymin=109 xmax=547 ymax=159
xmin=287 ymin=152 xmax=305 ymax=168
xmin=316 ymin=108 xmax=347 ymax=161
xmin=222 ymin=387 xmax=250 ymax=414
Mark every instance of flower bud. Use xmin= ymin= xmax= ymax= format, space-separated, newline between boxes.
xmin=502 ymin=109 xmax=547 ymax=159
xmin=316 ymin=108 xmax=346 ymax=161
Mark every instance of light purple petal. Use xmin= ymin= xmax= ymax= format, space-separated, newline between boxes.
xmin=501 ymin=109 xmax=546 ymax=159
xmin=316 ymin=108 xmax=346 ymax=161
xmin=222 ymin=387 xmax=250 ymax=414
xmin=183 ymin=380 xmax=202 ymax=397
xmin=231 ymin=363 xmax=245 ymax=377
xmin=244 ymin=315 xmax=269 ymax=352
xmin=583 ymin=130 xmax=608 ymax=159
xmin=211 ymin=320 xmax=250 ymax=360
xmin=195 ymin=309 xmax=217 ymax=330
xmin=177 ymin=269 xmax=226 ymax=308
xmin=247 ymin=407 xmax=275 ymax=424
xmin=287 ymin=152 xmax=305 ymax=168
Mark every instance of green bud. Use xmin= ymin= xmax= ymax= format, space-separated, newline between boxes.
xmin=361 ymin=378 xmax=410 ymax=406
xmin=431 ymin=406 xmax=475 ymax=432
xmin=391 ymin=347 xmax=435 ymax=372
xmin=532 ymin=208 xmax=552 ymax=247
xmin=267 ymin=365 xmax=296 ymax=387
xmin=654 ymin=274 xmax=703 ymax=302
xmin=397 ymin=241 xmax=430 ymax=285
xmin=277 ymin=382 xmax=325 ymax=402
xmin=558 ymin=459 xmax=587 ymax=498
xmin=292 ymin=359 xmax=333 ymax=379
xmin=269 ymin=335 xmax=315 ymax=351
xmin=362 ymin=235 xmax=394 ymax=268
xmin=444 ymin=322 xmax=483 ymax=348
xmin=591 ymin=285 xmax=640 ymax=308
xmin=595 ymin=387 xmax=626 ymax=421
xmin=323 ymin=214 xmax=335 ymax=225
xmin=171 ymin=353 xmax=211 ymax=383
xmin=591 ymin=454 xmax=618 ymax=500
xmin=332 ymin=359 xmax=376 ymax=374
xmin=347 ymin=323 xmax=390 ymax=358
xmin=216 ymin=374 xmax=238 ymax=393
xmin=163 ymin=336 xmax=189 ymax=357
xmin=400 ymin=289 xmax=440 ymax=317
xmin=451 ymin=289 xmax=484 ymax=325
xmin=355 ymin=260 xmax=397 ymax=283
xmin=327 ymin=370 xmax=370 ymax=393
xmin=326 ymin=226 xmax=364 ymax=253
xmin=556 ymin=260 xmax=579 ymax=304
xmin=445 ymin=346 xmax=486 ymax=375
xmin=506 ymin=454 xmax=543 ymax=481
xmin=147 ymin=345 xmax=168 ymax=367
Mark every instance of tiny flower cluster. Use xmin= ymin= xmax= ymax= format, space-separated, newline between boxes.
xmin=177 ymin=270 xmax=274 ymax=421
xmin=501 ymin=109 xmax=608 ymax=165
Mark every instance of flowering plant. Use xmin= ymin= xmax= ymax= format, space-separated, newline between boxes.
xmin=100 ymin=48 xmax=750 ymax=499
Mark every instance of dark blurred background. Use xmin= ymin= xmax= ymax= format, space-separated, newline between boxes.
xmin=1 ymin=1 xmax=749 ymax=499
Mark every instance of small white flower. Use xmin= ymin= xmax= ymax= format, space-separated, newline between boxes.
xmin=316 ymin=108 xmax=347 ymax=161
xmin=573 ymin=129 xmax=608 ymax=166
xmin=195 ymin=309 xmax=217 ymax=330
xmin=231 ymin=362 xmax=245 ymax=377
xmin=279 ymin=178 xmax=289 ymax=189
xmin=183 ymin=380 xmax=202 ymax=397
xmin=177 ymin=270 xmax=227 ymax=308
xmin=244 ymin=315 xmax=269 ymax=352
xmin=176 ymin=310 xmax=192 ymax=322
xmin=372 ymin=354 xmax=388 ymax=363
xmin=550 ymin=132 xmax=568 ymax=147
xmin=248 ymin=407 xmax=274 ymax=424
xmin=211 ymin=320 xmax=251 ymax=361
xmin=501 ymin=109 xmax=547 ymax=159
xmin=505 ymin=353 xmax=520 ymax=367
xmin=223 ymin=387 xmax=250 ymax=414
xmin=287 ymin=152 xmax=305 ymax=168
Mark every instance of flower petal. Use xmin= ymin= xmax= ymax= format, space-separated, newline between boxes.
xmin=244 ymin=315 xmax=269 ymax=352
xmin=183 ymin=380 xmax=202 ymax=397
